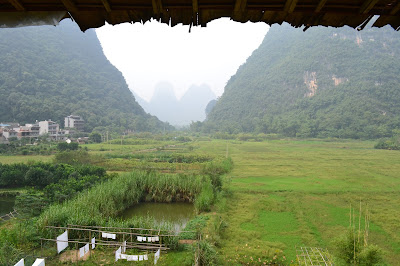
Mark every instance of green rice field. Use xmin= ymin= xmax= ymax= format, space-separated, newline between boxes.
xmin=208 ymin=139 xmax=400 ymax=265
xmin=1 ymin=138 xmax=400 ymax=265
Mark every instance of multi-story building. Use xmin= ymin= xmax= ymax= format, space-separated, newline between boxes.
xmin=0 ymin=129 xmax=8 ymax=144
xmin=39 ymin=120 xmax=60 ymax=136
xmin=64 ymin=115 xmax=84 ymax=131
xmin=0 ymin=117 xmax=81 ymax=142
xmin=2 ymin=129 xmax=18 ymax=140
xmin=18 ymin=123 xmax=40 ymax=139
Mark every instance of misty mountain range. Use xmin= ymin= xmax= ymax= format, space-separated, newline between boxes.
xmin=134 ymin=82 xmax=216 ymax=126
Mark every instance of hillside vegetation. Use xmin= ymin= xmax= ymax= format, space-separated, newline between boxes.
xmin=0 ymin=20 xmax=169 ymax=132
xmin=204 ymin=24 xmax=400 ymax=139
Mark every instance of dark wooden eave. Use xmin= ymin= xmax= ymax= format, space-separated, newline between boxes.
xmin=0 ymin=0 xmax=399 ymax=31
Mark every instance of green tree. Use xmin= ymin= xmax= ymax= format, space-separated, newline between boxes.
xmin=24 ymin=167 xmax=52 ymax=188
xmin=0 ymin=20 xmax=171 ymax=133
xmin=204 ymin=24 xmax=400 ymax=139
xmin=89 ymin=132 xmax=102 ymax=143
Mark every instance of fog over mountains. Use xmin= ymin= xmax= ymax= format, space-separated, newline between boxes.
xmin=134 ymin=82 xmax=216 ymax=126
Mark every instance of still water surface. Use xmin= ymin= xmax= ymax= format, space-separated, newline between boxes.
xmin=121 ymin=202 xmax=195 ymax=232
xmin=0 ymin=196 xmax=15 ymax=216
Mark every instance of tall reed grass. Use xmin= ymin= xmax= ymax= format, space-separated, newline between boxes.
xmin=38 ymin=171 xmax=206 ymax=228
xmin=36 ymin=158 xmax=233 ymax=249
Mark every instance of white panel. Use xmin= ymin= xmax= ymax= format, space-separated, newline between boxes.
xmin=32 ymin=258 xmax=45 ymax=266
xmin=56 ymin=230 xmax=68 ymax=254
xmin=14 ymin=258 xmax=24 ymax=266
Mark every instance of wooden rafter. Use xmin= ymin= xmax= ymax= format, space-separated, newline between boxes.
xmin=234 ymin=0 xmax=247 ymax=13
xmin=101 ymin=0 xmax=112 ymax=12
xmin=359 ymin=0 xmax=379 ymax=14
xmin=284 ymin=0 xmax=298 ymax=13
xmin=192 ymin=0 xmax=198 ymax=14
xmin=192 ymin=0 xmax=198 ymax=25
xmin=61 ymin=0 xmax=78 ymax=12
xmin=0 ymin=0 xmax=399 ymax=31
xmin=390 ymin=2 xmax=400 ymax=15
xmin=151 ymin=0 xmax=163 ymax=15
xmin=315 ymin=0 xmax=328 ymax=13
xmin=7 ymin=0 xmax=25 ymax=11
xmin=233 ymin=0 xmax=247 ymax=20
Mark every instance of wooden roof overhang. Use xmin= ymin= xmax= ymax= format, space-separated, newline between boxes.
xmin=0 ymin=0 xmax=399 ymax=31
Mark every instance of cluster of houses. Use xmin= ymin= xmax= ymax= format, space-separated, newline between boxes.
xmin=0 ymin=115 xmax=84 ymax=144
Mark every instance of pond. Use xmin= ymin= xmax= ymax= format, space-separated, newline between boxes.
xmin=0 ymin=196 xmax=15 ymax=216
xmin=121 ymin=202 xmax=195 ymax=232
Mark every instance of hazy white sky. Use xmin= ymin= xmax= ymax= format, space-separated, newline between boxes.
xmin=96 ymin=18 xmax=269 ymax=101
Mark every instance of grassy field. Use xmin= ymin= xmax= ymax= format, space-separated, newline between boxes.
xmin=2 ymin=138 xmax=400 ymax=264
xmin=0 ymin=155 xmax=53 ymax=164
xmin=206 ymin=139 xmax=400 ymax=265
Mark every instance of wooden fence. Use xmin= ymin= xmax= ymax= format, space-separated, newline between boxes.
xmin=0 ymin=209 xmax=18 ymax=222
xmin=41 ymin=224 xmax=197 ymax=260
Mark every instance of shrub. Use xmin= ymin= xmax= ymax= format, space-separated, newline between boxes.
xmin=54 ymin=150 xmax=91 ymax=165
xmin=0 ymin=162 xmax=106 ymax=189
xmin=195 ymin=181 xmax=214 ymax=212
xmin=180 ymin=215 xmax=209 ymax=240
xmin=14 ymin=191 xmax=48 ymax=217
xmin=24 ymin=167 xmax=53 ymax=188
xmin=374 ymin=137 xmax=400 ymax=150
xmin=0 ymin=241 xmax=23 ymax=266
xmin=57 ymin=142 xmax=79 ymax=151
xmin=195 ymin=240 xmax=218 ymax=265
xmin=89 ymin=132 xmax=102 ymax=143
xmin=0 ymin=163 xmax=29 ymax=187
xmin=201 ymin=157 xmax=233 ymax=191
xmin=334 ymin=229 xmax=384 ymax=265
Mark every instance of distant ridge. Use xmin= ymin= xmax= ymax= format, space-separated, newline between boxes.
xmin=139 ymin=82 xmax=216 ymax=126
xmin=204 ymin=23 xmax=400 ymax=139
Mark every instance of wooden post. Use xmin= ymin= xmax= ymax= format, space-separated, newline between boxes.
xmin=159 ymin=229 xmax=162 ymax=250
xmin=130 ymin=228 xmax=132 ymax=243
xmin=122 ymin=233 xmax=125 ymax=254
xmin=89 ymin=230 xmax=92 ymax=257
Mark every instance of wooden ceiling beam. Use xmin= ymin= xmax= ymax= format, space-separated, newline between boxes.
xmin=100 ymin=0 xmax=112 ymax=12
xmin=151 ymin=0 xmax=163 ymax=15
xmin=192 ymin=0 xmax=198 ymax=25
xmin=315 ymin=0 xmax=328 ymax=13
xmin=359 ymin=0 xmax=379 ymax=14
xmin=192 ymin=0 xmax=198 ymax=13
xmin=234 ymin=0 xmax=247 ymax=13
xmin=390 ymin=2 xmax=400 ymax=15
xmin=7 ymin=0 xmax=25 ymax=11
xmin=61 ymin=0 xmax=78 ymax=12
xmin=233 ymin=0 xmax=247 ymax=20
xmin=284 ymin=0 xmax=298 ymax=13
